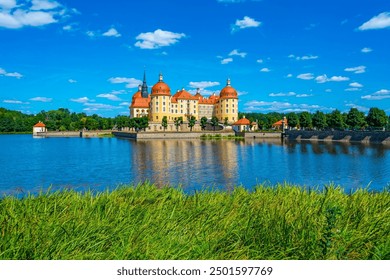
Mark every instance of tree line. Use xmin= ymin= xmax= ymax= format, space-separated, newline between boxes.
xmin=1 ymin=106 xmax=389 ymax=133
xmin=241 ymin=107 xmax=389 ymax=131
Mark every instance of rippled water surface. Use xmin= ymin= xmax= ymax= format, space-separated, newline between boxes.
xmin=1 ymin=134 xmax=389 ymax=195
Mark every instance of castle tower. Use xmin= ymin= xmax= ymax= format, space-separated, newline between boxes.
xmin=216 ymin=78 xmax=238 ymax=124
xmin=149 ymin=73 xmax=171 ymax=122
xmin=141 ymin=70 xmax=149 ymax=98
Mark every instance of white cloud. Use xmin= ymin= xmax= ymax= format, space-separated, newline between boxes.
xmin=119 ymin=102 xmax=130 ymax=106
xmin=134 ymin=29 xmax=186 ymax=49
xmin=83 ymin=103 xmax=121 ymax=111
xmin=86 ymin=30 xmax=96 ymax=38
xmin=31 ymin=0 xmax=60 ymax=11
xmin=70 ymin=97 xmax=91 ymax=103
xmin=30 ymin=97 xmax=52 ymax=102
xmin=244 ymin=100 xmax=332 ymax=113
xmin=345 ymin=103 xmax=369 ymax=112
xmin=63 ymin=24 xmax=72 ymax=30
xmin=0 ymin=0 xmax=70 ymax=29
xmin=188 ymin=89 xmax=219 ymax=96
xmin=189 ymin=81 xmax=220 ymax=89
xmin=221 ymin=58 xmax=233 ymax=64
xmin=3 ymin=99 xmax=23 ymax=104
xmin=0 ymin=0 xmax=17 ymax=10
xmin=260 ymin=67 xmax=270 ymax=72
xmin=229 ymin=49 xmax=247 ymax=58
xmin=68 ymin=79 xmax=77 ymax=83
xmin=344 ymin=65 xmax=366 ymax=74
xmin=289 ymin=54 xmax=319 ymax=60
xmin=345 ymin=88 xmax=361 ymax=92
xmin=103 ymin=27 xmax=121 ymax=37
xmin=97 ymin=93 xmax=122 ymax=101
xmin=269 ymin=92 xmax=296 ymax=97
xmin=286 ymin=74 xmax=293 ymax=78
xmin=349 ymin=82 xmax=363 ymax=88
xmin=237 ymin=91 xmax=248 ymax=96
xmin=232 ymin=16 xmax=261 ymax=32
xmin=315 ymin=74 xmax=349 ymax=83
xmin=358 ymin=12 xmax=390 ymax=31
xmin=361 ymin=47 xmax=372 ymax=53
xmin=361 ymin=89 xmax=390 ymax=100
xmin=256 ymin=59 xmax=263 ymax=64
xmin=325 ymin=89 xmax=332 ymax=93
xmin=297 ymin=73 xmax=314 ymax=80
xmin=296 ymin=94 xmax=313 ymax=98
xmin=0 ymin=67 xmax=23 ymax=78
xmin=108 ymin=77 xmax=142 ymax=88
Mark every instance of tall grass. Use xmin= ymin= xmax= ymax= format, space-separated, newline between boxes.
xmin=0 ymin=183 xmax=389 ymax=260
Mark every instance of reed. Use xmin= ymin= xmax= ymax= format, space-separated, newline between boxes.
xmin=0 ymin=183 xmax=388 ymax=260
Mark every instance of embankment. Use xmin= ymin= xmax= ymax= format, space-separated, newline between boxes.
xmin=285 ymin=130 xmax=390 ymax=144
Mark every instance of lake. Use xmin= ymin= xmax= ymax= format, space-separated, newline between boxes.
xmin=1 ymin=134 xmax=389 ymax=195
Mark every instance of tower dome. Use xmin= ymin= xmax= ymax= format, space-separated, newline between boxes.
xmin=151 ymin=73 xmax=171 ymax=96
xmin=219 ymin=78 xmax=238 ymax=99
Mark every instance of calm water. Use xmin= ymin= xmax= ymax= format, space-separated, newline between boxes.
xmin=0 ymin=134 xmax=389 ymax=195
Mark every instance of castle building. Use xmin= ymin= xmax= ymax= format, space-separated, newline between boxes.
xmin=130 ymin=73 xmax=238 ymax=125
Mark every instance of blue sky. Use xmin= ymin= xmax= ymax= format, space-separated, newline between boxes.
xmin=1 ymin=0 xmax=390 ymax=117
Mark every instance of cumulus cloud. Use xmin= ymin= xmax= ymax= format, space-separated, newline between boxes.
xmin=221 ymin=58 xmax=233 ymax=64
xmin=229 ymin=49 xmax=247 ymax=58
xmin=30 ymin=96 xmax=52 ymax=102
xmin=260 ymin=67 xmax=270 ymax=72
xmin=70 ymin=97 xmax=91 ymax=103
xmin=345 ymin=88 xmax=361 ymax=92
xmin=358 ymin=12 xmax=390 ymax=31
xmin=103 ymin=27 xmax=121 ymax=37
xmin=256 ymin=59 xmax=263 ymax=64
xmin=349 ymin=82 xmax=363 ymax=88
xmin=68 ymin=79 xmax=77 ymax=83
xmin=134 ymin=29 xmax=186 ymax=49
xmin=97 ymin=93 xmax=122 ymax=101
xmin=244 ymin=100 xmax=332 ymax=113
xmin=3 ymin=99 xmax=24 ymax=104
xmin=0 ymin=0 xmax=72 ymax=29
xmin=315 ymin=75 xmax=349 ymax=83
xmin=189 ymin=81 xmax=220 ymax=89
xmin=344 ymin=66 xmax=366 ymax=74
xmin=296 ymin=94 xmax=313 ymax=98
xmin=361 ymin=89 xmax=390 ymax=100
xmin=119 ymin=102 xmax=130 ymax=106
xmin=361 ymin=47 xmax=372 ymax=53
xmin=297 ymin=73 xmax=314 ymax=80
xmin=0 ymin=67 xmax=23 ymax=78
xmin=83 ymin=103 xmax=121 ymax=111
xmin=289 ymin=54 xmax=319 ymax=61
xmin=108 ymin=77 xmax=142 ymax=88
xmin=232 ymin=16 xmax=261 ymax=32
xmin=269 ymin=92 xmax=296 ymax=97
xmin=345 ymin=103 xmax=369 ymax=112
xmin=286 ymin=74 xmax=293 ymax=78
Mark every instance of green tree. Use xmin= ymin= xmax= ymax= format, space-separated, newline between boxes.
xmin=223 ymin=117 xmax=229 ymax=127
xmin=327 ymin=109 xmax=345 ymax=129
xmin=299 ymin=111 xmax=312 ymax=129
xmin=174 ymin=117 xmax=183 ymax=131
xmin=346 ymin=108 xmax=366 ymax=130
xmin=200 ymin=116 xmax=208 ymax=130
xmin=366 ymin=107 xmax=388 ymax=129
xmin=210 ymin=116 xmax=219 ymax=131
xmin=161 ymin=116 xmax=168 ymax=131
xmin=312 ymin=111 xmax=327 ymax=130
xmin=286 ymin=112 xmax=299 ymax=129
xmin=187 ymin=115 xmax=196 ymax=132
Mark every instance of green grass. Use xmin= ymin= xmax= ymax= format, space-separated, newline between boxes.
xmin=0 ymin=183 xmax=389 ymax=260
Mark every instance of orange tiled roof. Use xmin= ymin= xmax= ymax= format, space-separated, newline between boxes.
xmin=272 ymin=119 xmax=288 ymax=126
xmin=131 ymin=96 xmax=150 ymax=108
xmin=233 ymin=117 xmax=250 ymax=125
xmin=33 ymin=121 xmax=46 ymax=127
xmin=173 ymin=89 xmax=198 ymax=100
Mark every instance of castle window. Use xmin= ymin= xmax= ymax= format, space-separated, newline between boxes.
xmin=163 ymin=107 xmax=165 ymax=112
xmin=226 ymin=109 xmax=228 ymax=113
xmin=232 ymin=109 xmax=235 ymax=113
xmin=163 ymin=102 xmax=166 ymax=105
xmin=156 ymin=116 xmax=159 ymax=120
xmin=156 ymin=101 xmax=159 ymax=105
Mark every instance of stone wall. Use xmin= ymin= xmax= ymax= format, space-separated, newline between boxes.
xmin=285 ymin=130 xmax=390 ymax=144
xmin=236 ymin=132 xmax=282 ymax=139
xmin=113 ymin=131 xmax=235 ymax=139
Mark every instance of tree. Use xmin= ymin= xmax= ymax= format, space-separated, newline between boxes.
xmin=161 ymin=116 xmax=168 ymax=131
xmin=200 ymin=116 xmax=208 ymax=130
xmin=174 ymin=117 xmax=183 ymax=131
xmin=286 ymin=112 xmax=299 ymax=129
xmin=346 ymin=108 xmax=366 ymax=130
xmin=327 ymin=109 xmax=345 ymax=129
xmin=224 ymin=117 xmax=229 ymax=127
xmin=312 ymin=110 xmax=327 ymax=130
xmin=187 ymin=115 xmax=196 ymax=132
xmin=299 ymin=111 xmax=312 ymax=129
xmin=210 ymin=116 xmax=219 ymax=131
xmin=366 ymin=107 xmax=388 ymax=129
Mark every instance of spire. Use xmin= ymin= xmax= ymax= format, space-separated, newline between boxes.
xmin=159 ymin=72 xmax=163 ymax=82
xmin=141 ymin=70 xmax=148 ymax=98
xmin=226 ymin=78 xmax=231 ymax=86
